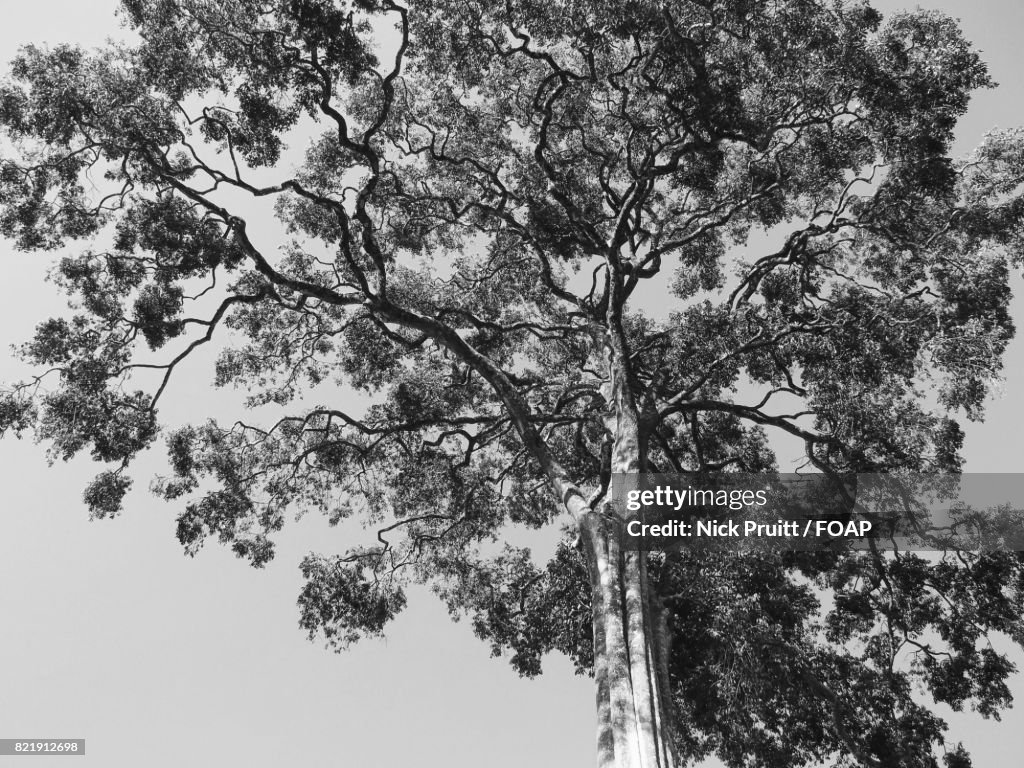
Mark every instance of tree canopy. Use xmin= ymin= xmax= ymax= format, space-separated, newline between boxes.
xmin=2 ymin=2 xmax=1024 ymax=767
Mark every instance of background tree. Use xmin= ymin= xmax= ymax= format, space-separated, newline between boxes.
xmin=2 ymin=1 xmax=1024 ymax=766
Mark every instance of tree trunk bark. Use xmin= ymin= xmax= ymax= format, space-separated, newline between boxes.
xmin=583 ymin=511 xmax=677 ymax=768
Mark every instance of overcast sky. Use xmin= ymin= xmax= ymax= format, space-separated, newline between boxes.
xmin=1 ymin=2 xmax=1023 ymax=767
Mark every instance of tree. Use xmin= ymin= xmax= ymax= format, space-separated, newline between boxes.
xmin=2 ymin=1 xmax=1024 ymax=766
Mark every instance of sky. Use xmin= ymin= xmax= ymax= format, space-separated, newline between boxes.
xmin=0 ymin=2 xmax=1022 ymax=767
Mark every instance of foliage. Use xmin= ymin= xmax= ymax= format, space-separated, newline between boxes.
xmin=3 ymin=1 xmax=1024 ymax=766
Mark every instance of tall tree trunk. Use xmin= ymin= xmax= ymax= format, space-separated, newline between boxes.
xmin=579 ymin=276 xmax=678 ymax=767
xmin=583 ymin=511 xmax=677 ymax=768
